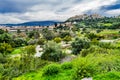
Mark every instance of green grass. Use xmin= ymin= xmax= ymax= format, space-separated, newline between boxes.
xmin=98 ymin=30 xmax=119 ymax=35
xmin=13 ymin=68 xmax=75 ymax=80
xmin=11 ymin=48 xmax=22 ymax=54
xmin=93 ymin=72 xmax=120 ymax=80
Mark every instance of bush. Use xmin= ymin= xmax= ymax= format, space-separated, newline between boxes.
xmin=0 ymin=64 xmax=4 ymax=74
xmin=23 ymin=45 xmax=36 ymax=56
xmin=97 ymin=42 xmax=116 ymax=49
xmin=13 ymin=38 xmax=27 ymax=47
xmin=0 ymin=43 xmax=13 ymax=55
xmin=42 ymin=64 xmax=61 ymax=76
xmin=63 ymin=36 xmax=72 ymax=43
xmin=85 ymin=33 xmax=98 ymax=40
xmin=71 ymin=38 xmax=90 ymax=55
xmin=73 ymin=60 xmax=97 ymax=79
xmin=41 ymin=41 xmax=65 ymax=62
xmin=54 ymin=37 xmax=62 ymax=43
xmin=0 ymin=53 xmax=6 ymax=63
xmin=61 ymin=62 xmax=73 ymax=70
xmin=60 ymin=31 xmax=71 ymax=38
xmin=37 ymin=38 xmax=45 ymax=45
xmin=42 ymin=28 xmax=55 ymax=40
xmin=76 ymin=63 xmax=96 ymax=79
xmin=28 ymin=39 xmax=38 ymax=45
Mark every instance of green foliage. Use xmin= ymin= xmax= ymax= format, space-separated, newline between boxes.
xmin=54 ymin=37 xmax=62 ymax=43
xmin=28 ymin=39 xmax=37 ymax=45
xmin=0 ymin=43 xmax=13 ymax=55
xmin=63 ymin=36 xmax=72 ymax=43
xmin=41 ymin=41 xmax=65 ymax=62
xmin=23 ymin=45 xmax=36 ymax=55
xmin=37 ymin=38 xmax=45 ymax=45
xmin=0 ymin=53 xmax=6 ymax=63
xmin=0 ymin=64 xmax=4 ymax=74
xmin=42 ymin=28 xmax=55 ymax=40
xmin=0 ymin=33 xmax=12 ymax=43
xmin=61 ymin=62 xmax=73 ymax=70
xmin=11 ymin=48 xmax=22 ymax=54
xmin=17 ymin=29 xmax=21 ymax=34
xmin=72 ymin=58 xmax=97 ymax=79
xmin=13 ymin=38 xmax=27 ymax=47
xmin=97 ymin=42 xmax=118 ymax=49
xmin=85 ymin=33 xmax=98 ymax=40
xmin=71 ymin=38 xmax=90 ymax=55
xmin=60 ymin=31 xmax=71 ymax=38
xmin=28 ymin=31 xmax=40 ymax=39
xmin=0 ymin=29 xmax=5 ymax=34
xmin=93 ymin=72 xmax=120 ymax=80
xmin=42 ymin=64 xmax=61 ymax=76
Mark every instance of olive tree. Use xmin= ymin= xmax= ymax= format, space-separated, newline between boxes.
xmin=71 ymin=38 xmax=90 ymax=55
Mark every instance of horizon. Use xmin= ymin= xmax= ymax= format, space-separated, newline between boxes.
xmin=0 ymin=0 xmax=120 ymax=24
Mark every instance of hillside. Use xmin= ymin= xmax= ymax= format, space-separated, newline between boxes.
xmin=0 ymin=21 xmax=61 ymax=26
xmin=67 ymin=14 xmax=103 ymax=22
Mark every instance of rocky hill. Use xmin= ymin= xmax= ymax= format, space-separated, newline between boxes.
xmin=67 ymin=14 xmax=103 ymax=22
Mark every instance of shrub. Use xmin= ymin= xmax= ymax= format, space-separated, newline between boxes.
xmin=96 ymin=55 xmax=120 ymax=73
xmin=0 ymin=29 xmax=5 ymax=34
xmin=85 ymin=33 xmax=98 ymax=40
xmin=54 ymin=37 xmax=62 ymax=43
xmin=22 ymin=45 xmax=36 ymax=56
xmin=61 ymin=62 xmax=73 ymax=70
xmin=97 ymin=42 xmax=115 ymax=49
xmin=0 ymin=43 xmax=13 ymax=55
xmin=0 ymin=53 xmax=6 ymax=63
xmin=28 ymin=39 xmax=38 ymax=45
xmin=71 ymin=38 xmax=90 ymax=55
xmin=63 ymin=36 xmax=72 ymax=43
xmin=60 ymin=31 xmax=71 ymax=38
xmin=73 ymin=61 xmax=97 ymax=79
xmin=42 ymin=28 xmax=55 ymax=40
xmin=13 ymin=38 xmax=27 ymax=47
xmin=37 ymin=38 xmax=45 ymax=45
xmin=0 ymin=64 xmax=4 ymax=74
xmin=41 ymin=41 xmax=65 ymax=62
xmin=42 ymin=64 xmax=61 ymax=76
xmin=71 ymin=56 xmax=99 ymax=79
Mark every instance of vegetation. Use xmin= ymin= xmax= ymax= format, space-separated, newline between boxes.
xmin=0 ymin=15 xmax=120 ymax=80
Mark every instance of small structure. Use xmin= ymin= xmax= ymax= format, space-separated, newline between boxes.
xmin=34 ymin=45 xmax=43 ymax=57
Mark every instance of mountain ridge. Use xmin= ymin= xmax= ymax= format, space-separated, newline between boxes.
xmin=0 ymin=21 xmax=62 ymax=27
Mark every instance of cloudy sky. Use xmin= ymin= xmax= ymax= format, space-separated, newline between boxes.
xmin=0 ymin=0 xmax=120 ymax=24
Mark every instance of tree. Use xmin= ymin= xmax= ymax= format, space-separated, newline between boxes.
xmin=0 ymin=29 xmax=5 ymax=34
xmin=37 ymin=38 xmax=45 ymax=45
xmin=71 ymin=38 xmax=90 ymax=55
xmin=17 ymin=29 xmax=21 ymax=34
xmin=41 ymin=41 xmax=65 ymax=62
xmin=42 ymin=28 xmax=55 ymax=40
xmin=0 ymin=43 xmax=13 ymax=55
xmin=13 ymin=38 xmax=27 ymax=47
xmin=59 ymin=31 xmax=71 ymax=38
xmin=0 ymin=33 xmax=12 ymax=43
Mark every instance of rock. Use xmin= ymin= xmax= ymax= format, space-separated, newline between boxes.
xmin=82 ymin=78 xmax=92 ymax=80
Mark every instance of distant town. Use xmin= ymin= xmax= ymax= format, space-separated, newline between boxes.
xmin=0 ymin=22 xmax=73 ymax=32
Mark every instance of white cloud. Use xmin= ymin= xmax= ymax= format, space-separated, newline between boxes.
xmin=0 ymin=0 xmax=118 ymax=24
xmin=105 ymin=9 xmax=120 ymax=16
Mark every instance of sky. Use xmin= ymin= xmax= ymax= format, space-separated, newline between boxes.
xmin=0 ymin=0 xmax=120 ymax=24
